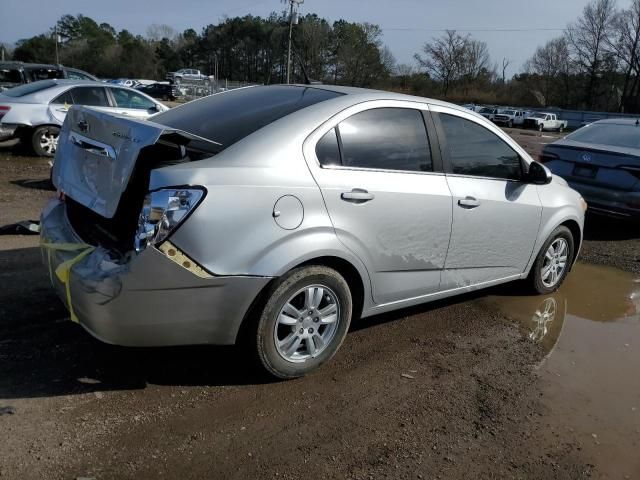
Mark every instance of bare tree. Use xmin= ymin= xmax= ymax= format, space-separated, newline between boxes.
xmin=146 ymin=24 xmax=176 ymax=42
xmin=501 ymin=58 xmax=511 ymax=83
xmin=525 ymin=37 xmax=572 ymax=106
xmin=609 ymin=0 xmax=640 ymax=111
xmin=566 ymin=0 xmax=617 ymax=108
xmin=414 ymin=30 xmax=468 ymax=95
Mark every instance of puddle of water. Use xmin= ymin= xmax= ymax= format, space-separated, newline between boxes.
xmin=481 ymin=263 xmax=640 ymax=478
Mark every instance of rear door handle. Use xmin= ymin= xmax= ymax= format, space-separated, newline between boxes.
xmin=341 ymin=189 xmax=375 ymax=203
xmin=458 ymin=196 xmax=480 ymax=209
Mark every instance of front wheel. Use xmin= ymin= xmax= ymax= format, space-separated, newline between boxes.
xmin=255 ymin=265 xmax=352 ymax=379
xmin=31 ymin=125 xmax=60 ymax=157
xmin=538 ymin=123 xmax=544 ymax=132
xmin=528 ymin=226 xmax=574 ymax=294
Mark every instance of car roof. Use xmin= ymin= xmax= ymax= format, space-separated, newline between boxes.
xmin=590 ymin=117 xmax=640 ymax=126
xmin=288 ymin=83 xmax=475 ymax=114
xmin=0 ymin=62 xmax=64 ymax=70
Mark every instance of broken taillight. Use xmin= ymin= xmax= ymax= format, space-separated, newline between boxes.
xmin=0 ymin=105 xmax=10 ymax=121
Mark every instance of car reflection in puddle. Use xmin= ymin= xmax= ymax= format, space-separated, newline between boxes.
xmin=480 ymin=262 xmax=640 ymax=479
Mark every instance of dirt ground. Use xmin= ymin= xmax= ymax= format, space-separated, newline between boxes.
xmin=0 ymin=130 xmax=639 ymax=480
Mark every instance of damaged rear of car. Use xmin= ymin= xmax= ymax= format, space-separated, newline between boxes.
xmin=42 ymin=85 xmax=344 ymax=350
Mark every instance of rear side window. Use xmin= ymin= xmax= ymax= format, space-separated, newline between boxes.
xmin=439 ymin=113 xmax=522 ymax=180
xmin=66 ymin=69 xmax=94 ymax=80
xmin=316 ymin=128 xmax=341 ymax=166
xmin=109 ymin=88 xmax=156 ymax=110
xmin=70 ymin=87 xmax=109 ymax=107
xmin=51 ymin=90 xmax=74 ymax=105
xmin=0 ymin=68 xmax=22 ymax=84
xmin=337 ymin=108 xmax=432 ymax=172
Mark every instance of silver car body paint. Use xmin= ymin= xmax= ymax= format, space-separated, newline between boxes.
xmin=0 ymin=79 xmax=167 ymax=134
xmin=42 ymin=85 xmax=585 ymax=346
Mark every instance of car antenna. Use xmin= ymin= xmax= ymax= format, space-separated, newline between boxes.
xmin=291 ymin=45 xmax=321 ymax=85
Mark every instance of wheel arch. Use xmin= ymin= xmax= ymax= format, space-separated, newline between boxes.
xmin=234 ymin=254 xmax=368 ymax=345
xmin=559 ymin=219 xmax=582 ymax=265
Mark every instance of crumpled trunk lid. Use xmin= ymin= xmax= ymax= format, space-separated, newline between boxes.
xmin=52 ymin=106 xmax=217 ymax=219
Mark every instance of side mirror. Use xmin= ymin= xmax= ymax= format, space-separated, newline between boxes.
xmin=147 ymin=105 xmax=160 ymax=114
xmin=526 ymin=160 xmax=553 ymax=185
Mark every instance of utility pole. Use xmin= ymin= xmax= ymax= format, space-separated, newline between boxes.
xmin=54 ymin=26 xmax=60 ymax=64
xmin=286 ymin=0 xmax=303 ymax=84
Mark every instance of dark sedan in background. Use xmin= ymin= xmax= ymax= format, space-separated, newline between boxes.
xmin=136 ymin=82 xmax=182 ymax=101
xmin=541 ymin=118 xmax=640 ymax=219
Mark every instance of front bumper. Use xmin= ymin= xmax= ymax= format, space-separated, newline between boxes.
xmin=566 ymin=181 xmax=640 ymax=218
xmin=40 ymin=199 xmax=272 ymax=346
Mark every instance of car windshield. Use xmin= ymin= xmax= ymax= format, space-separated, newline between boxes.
xmin=153 ymin=85 xmax=343 ymax=148
xmin=1 ymin=80 xmax=57 ymax=97
xmin=0 ymin=68 xmax=22 ymax=84
xmin=530 ymin=113 xmax=547 ymax=119
xmin=479 ymin=108 xmax=494 ymax=113
xmin=567 ymin=123 xmax=640 ymax=149
xmin=501 ymin=110 xmax=515 ymax=115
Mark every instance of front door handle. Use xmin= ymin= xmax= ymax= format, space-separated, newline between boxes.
xmin=458 ymin=196 xmax=480 ymax=209
xmin=341 ymin=188 xmax=375 ymax=203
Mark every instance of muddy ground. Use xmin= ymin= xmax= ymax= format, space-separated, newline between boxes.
xmin=0 ymin=130 xmax=639 ymax=479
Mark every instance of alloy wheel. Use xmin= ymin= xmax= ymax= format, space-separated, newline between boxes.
xmin=541 ymin=238 xmax=568 ymax=288
xmin=274 ymin=284 xmax=340 ymax=363
xmin=40 ymin=131 xmax=58 ymax=155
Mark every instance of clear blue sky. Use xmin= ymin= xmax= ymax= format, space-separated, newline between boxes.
xmin=0 ymin=0 xmax=630 ymax=76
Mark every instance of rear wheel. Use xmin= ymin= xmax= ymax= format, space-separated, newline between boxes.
xmin=528 ymin=226 xmax=574 ymax=294
xmin=255 ymin=265 xmax=352 ymax=379
xmin=31 ymin=125 xmax=60 ymax=157
xmin=558 ymin=125 xmax=565 ymax=133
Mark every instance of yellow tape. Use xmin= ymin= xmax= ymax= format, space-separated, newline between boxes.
xmin=41 ymin=241 xmax=95 ymax=323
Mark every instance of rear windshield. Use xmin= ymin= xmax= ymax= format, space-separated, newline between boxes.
xmin=26 ymin=67 xmax=64 ymax=81
xmin=567 ymin=123 xmax=640 ymax=149
xmin=1 ymin=80 xmax=57 ymax=97
xmin=0 ymin=68 xmax=22 ymax=84
xmin=152 ymin=85 xmax=343 ymax=148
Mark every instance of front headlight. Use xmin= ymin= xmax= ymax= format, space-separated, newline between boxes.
xmin=135 ymin=188 xmax=204 ymax=253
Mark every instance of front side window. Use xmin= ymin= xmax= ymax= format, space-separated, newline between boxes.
xmin=70 ymin=87 xmax=109 ymax=107
xmin=109 ymin=88 xmax=156 ymax=110
xmin=439 ymin=113 xmax=522 ymax=180
xmin=337 ymin=108 xmax=432 ymax=172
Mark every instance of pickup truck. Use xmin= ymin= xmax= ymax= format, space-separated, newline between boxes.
xmin=492 ymin=109 xmax=525 ymax=128
xmin=166 ymin=68 xmax=212 ymax=85
xmin=523 ymin=112 xmax=568 ymax=132
xmin=478 ymin=107 xmax=499 ymax=121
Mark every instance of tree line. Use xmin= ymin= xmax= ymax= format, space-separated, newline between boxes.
xmin=4 ymin=0 xmax=640 ymax=113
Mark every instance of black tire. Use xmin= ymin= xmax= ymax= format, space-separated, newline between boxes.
xmin=558 ymin=125 xmax=564 ymax=133
xmin=162 ymin=94 xmax=169 ymax=101
xmin=538 ymin=123 xmax=544 ymax=132
xmin=255 ymin=265 xmax=352 ymax=379
xmin=30 ymin=125 xmax=60 ymax=157
xmin=508 ymin=120 xmax=513 ymax=128
xmin=528 ymin=226 xmax=574 ymax=294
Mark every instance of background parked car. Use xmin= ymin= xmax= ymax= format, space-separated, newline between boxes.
xmin=540 ymin=119 xmax=640 ymax=219
xmin=0 ymin=79 xmax=168 ymax=156
xmin=0 ymin=62 xmax=97 ymax=91
xmin=136 ymin=82 xmax=182 ymax=101
xmin=109 ymin=78 xmax=141 ymax=88
xmin=166 ymin=68 xmax=212 ymax=85
xmin=478 ymin=106 xmax=499 ymax=121
xmin=524 ymin=112 xmax=568 ymax=132
xmin=493 ymin=109 xmax=525 ymax=128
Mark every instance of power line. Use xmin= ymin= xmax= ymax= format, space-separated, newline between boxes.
xmin=382 ymin=27 xmax=568 ymax=33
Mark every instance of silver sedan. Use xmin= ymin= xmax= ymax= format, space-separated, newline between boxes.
xmin=42 ymin=85 xmax=586 ymax=378
xmin=0 ymin=79 xmax=168 ymax=156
